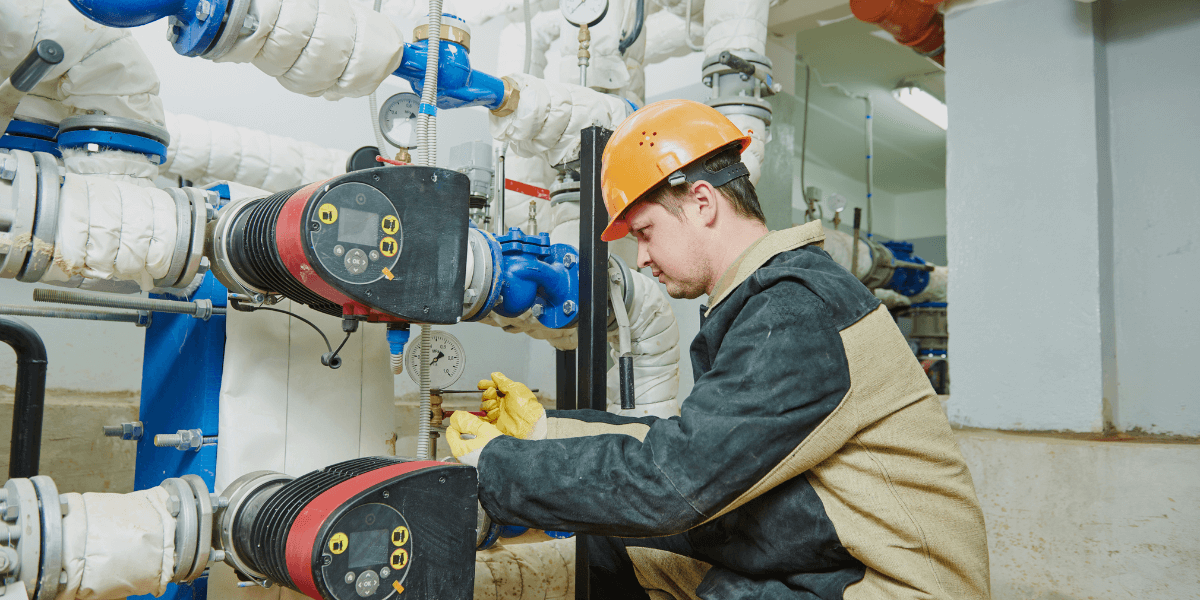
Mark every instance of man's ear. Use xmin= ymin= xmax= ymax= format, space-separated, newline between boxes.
xmin=689 ymin=180 xmax=720 ymax=227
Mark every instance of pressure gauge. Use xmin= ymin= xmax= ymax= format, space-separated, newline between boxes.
xmin=823 ymin=192 xmax=847 ymax=215
xmin=560 ymin=0 xmax=608 ymax=27
xmin=379 ymin=92 xmax=420 ymax=149
xmin=405 ymin=330 xmax=466 ymax=389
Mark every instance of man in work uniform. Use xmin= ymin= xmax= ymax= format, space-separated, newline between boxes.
xmin=448 ymin=99 xmax=990 ymax=600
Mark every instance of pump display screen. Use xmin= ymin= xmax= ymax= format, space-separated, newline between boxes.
xmin=337 ymin=207 xmax=380 ymax=246
xmin=348 ymin=529 xmax=389 ymax=569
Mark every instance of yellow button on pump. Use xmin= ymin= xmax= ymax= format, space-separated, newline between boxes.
xmin=318 ymin=204 xmax=338 ymax=224
xmin=329 ymin=532 xmax=348 ymax=554
xmin=379 ymin=237 xmax=398 ymax=257
xmin=381 ymin=215 xmax=400 ymax=235
xmin=389 ymin=548 xmax=408 ymax=569
xmin=391 ymin=526 xmax=409 ymax=546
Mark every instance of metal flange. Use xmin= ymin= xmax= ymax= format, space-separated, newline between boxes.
xmin=18 ymin=152 xmax=60 ymax=283
xmin=28 ymin=477 xmax=62 ymax=600
xmin=181 ymin=475 xmax=213 ymax=582
xmin=153 ymin=188 xmax=194 ymax=289
xmin=3 ymin=478 xmax=41 ymax=597
xmin=1 ymin=150 xmax=37 ymax=279
xmin=160 ymin=478 xmax=198 ymax=581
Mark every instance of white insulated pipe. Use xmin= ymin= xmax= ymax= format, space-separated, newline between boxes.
xmin=162 ymin=111 xmax=349 ymax=193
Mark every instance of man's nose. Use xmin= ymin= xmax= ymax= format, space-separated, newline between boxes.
xmin=637 ymin=242 xmax=650 ymax=269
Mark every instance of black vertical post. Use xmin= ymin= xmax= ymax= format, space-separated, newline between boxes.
xmin=575 ymin=125 xmax=612 ymax=600
xmin=555 ymin=349 xmax=577 ymax=411
xmin=0 ymin=318 xmax=47 ymax=478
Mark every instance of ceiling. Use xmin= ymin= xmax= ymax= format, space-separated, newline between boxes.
xmin=769 ymin=7 xmax=948 ymax=195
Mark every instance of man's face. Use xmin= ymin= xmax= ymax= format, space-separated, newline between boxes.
xmin=625 ymin=199 xmax=709 ymax=299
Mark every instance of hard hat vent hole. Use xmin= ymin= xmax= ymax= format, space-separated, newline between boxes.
xmin=642 ymin=131 xmax=646 ymax=135
xmin=652 ymin=132 xmax=657 ymax=136
xmin=650 ymin=143 xmax=654 ymax=147
xmin=639 ymin=142 xmax=643 ymax=146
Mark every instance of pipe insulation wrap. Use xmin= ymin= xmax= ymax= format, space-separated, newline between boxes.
xmin=496 ymin=11 xmax=562 ymax=80
xmin=703 ymin=0 xmax=770 ymax=56
xmin=161 ymin=112 xmax=348 ymax=193
xmin=605 ymin=271 xmax=680 ymax=417
xmin=821 ymin=226 xmax=947 ymax=302
xmin=0 ymin=0 xmax=165 ymax=127
xmin=211 ymin=0 xmax=406 ymax=99
xmin=474 ymin=536 xmax=575 ymax=599
xmin=39 ymin=174 xmax=180 ymax=291
xmin=489 ymin=73 xmax=631 ymax=167
xmin=61 ymin=149 xmax=160 ymax=185
xmin=724 ymin=113 xmax=767 ymax=186
xmin=56 ymin=488 xmax=177 ymax=600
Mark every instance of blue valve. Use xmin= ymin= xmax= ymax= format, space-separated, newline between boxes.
xmin=489 ymin=228 xmax=579 ymax=329
xmin=67 ymin=0 xmax=229 ymax=56
xmin=882 ymin=240 xmax=932 ymax=297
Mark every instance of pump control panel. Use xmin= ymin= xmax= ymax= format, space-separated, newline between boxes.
xmin=214 ymin=165 xmax=471 ymax=323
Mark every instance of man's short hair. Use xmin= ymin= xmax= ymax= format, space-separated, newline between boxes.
xmin=638 ymin=144 xmax=766 ymax=224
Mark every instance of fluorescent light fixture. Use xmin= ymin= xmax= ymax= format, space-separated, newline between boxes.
xmin=892 ymin=86 xmax=947 ymax=130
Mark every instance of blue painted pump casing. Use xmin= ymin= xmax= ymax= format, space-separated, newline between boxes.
xmin=882 ymin=240 xmax=932 ymax=297
xmin=481 ymin=227 xmax=579 ymax=329
xmin=130 ymin=273 xmax=227 ymax=600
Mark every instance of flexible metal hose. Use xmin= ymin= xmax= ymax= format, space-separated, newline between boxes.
xmin=416 ymin=324 xmax=432 ymax=459
xmin=415 ymin=1 xmax=444 ymax=460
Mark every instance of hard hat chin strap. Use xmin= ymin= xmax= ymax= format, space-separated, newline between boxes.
xmin=666 ymin=160 xmax=750 ymax=189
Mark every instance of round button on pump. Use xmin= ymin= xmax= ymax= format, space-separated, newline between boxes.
xmin=345 ymin=248 xmax=369 ymax=275
xmin=355 ymin=570 xmax=380 ymax=597
xmin=334 ymin=245 xmax=345 ymax=257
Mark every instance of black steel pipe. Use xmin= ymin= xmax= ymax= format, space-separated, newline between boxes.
xmin=618 ymin=355 xmax=635 ymax=410
xmin=0 ymin=318 xmax=47 ymax=478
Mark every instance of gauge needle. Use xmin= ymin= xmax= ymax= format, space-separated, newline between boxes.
xmin=430 ymin=351 xmax=445 ymax=366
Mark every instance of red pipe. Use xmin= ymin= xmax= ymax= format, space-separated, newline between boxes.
xmin=851 ymin=0 xmax=946 ymax=65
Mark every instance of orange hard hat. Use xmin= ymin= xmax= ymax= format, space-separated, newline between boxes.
xmin=600 ymin=99 xmax=751 ymax=242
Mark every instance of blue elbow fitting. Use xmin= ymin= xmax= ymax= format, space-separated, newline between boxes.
xmin=67 ymin=0 xmax=229 ymax=56
xmin=393 ymin=39 xmax=506 ymax=111
xmin=475 ymin=228 xmax=579 ymax=329
xmin=882 ymin=240 xmax=932 ymax=297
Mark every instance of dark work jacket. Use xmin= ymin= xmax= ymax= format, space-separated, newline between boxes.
xmin=476 ymin=223 xmax=990 ymax=600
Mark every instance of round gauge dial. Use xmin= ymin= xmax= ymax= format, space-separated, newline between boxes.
xmin=404 ymin=330 xmax=465 ymax=389
xmin=379 ymin=92 xmax=421 ymax=149
xmin=560 ymin=0 xmax=608 ymax=27
xmin=823 ymin=192 xmax=847 ymax=214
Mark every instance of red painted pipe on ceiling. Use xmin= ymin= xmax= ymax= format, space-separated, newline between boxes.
xmin=851 ymin=0 xmax=946 ymax=65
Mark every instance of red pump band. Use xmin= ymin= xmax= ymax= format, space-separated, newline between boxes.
xmin=285 ymin=461 xmax=443 ymax=599
xmin=274 ymin=180 xmax=354 ymax=308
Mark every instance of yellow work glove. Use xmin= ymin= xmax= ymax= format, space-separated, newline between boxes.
xmin=447 ymin=411 xmax=504 ymax=468
xmin=478 ymin=372 xmax=547 ymax=441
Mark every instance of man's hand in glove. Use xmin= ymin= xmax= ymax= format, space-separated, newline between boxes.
xmin=478 ymin=372 xmax=547 ymax=441
xmin=447 ymin=411 xmax=504 ymax=468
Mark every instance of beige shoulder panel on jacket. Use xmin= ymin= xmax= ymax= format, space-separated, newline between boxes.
xmin=699 ymin=305 xmax=990 ymax=599
xmin=705 ymin=221 xmax=826 ymax=316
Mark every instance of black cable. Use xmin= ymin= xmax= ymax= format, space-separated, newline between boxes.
xmin=229 ymin=299 xmax=351 ymax=368
xmin=618 ymin=0 xmax=645 ymax=55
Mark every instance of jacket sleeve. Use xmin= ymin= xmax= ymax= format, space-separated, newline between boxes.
xmin=475 ymin=280 xmax=853 ymax=537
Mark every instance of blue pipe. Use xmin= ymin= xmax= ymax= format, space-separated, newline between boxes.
xmin=67 ymin=0 xmax=230 ymax=56
xmin=393 ymin=40 xmax=506 ymax=111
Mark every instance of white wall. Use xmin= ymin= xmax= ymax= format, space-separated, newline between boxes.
xmin=944 ymin=0 xmax=1108 ymax=432
xmin=1102 ymin=0 xmax=1200 ymax=435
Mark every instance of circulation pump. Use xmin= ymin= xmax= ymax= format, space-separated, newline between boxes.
xmin=209 ymin=166 xmax=471 ymax=323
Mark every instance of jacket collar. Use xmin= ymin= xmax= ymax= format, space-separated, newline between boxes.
xmin=705 ymin=220 xmax=826 ymax=317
